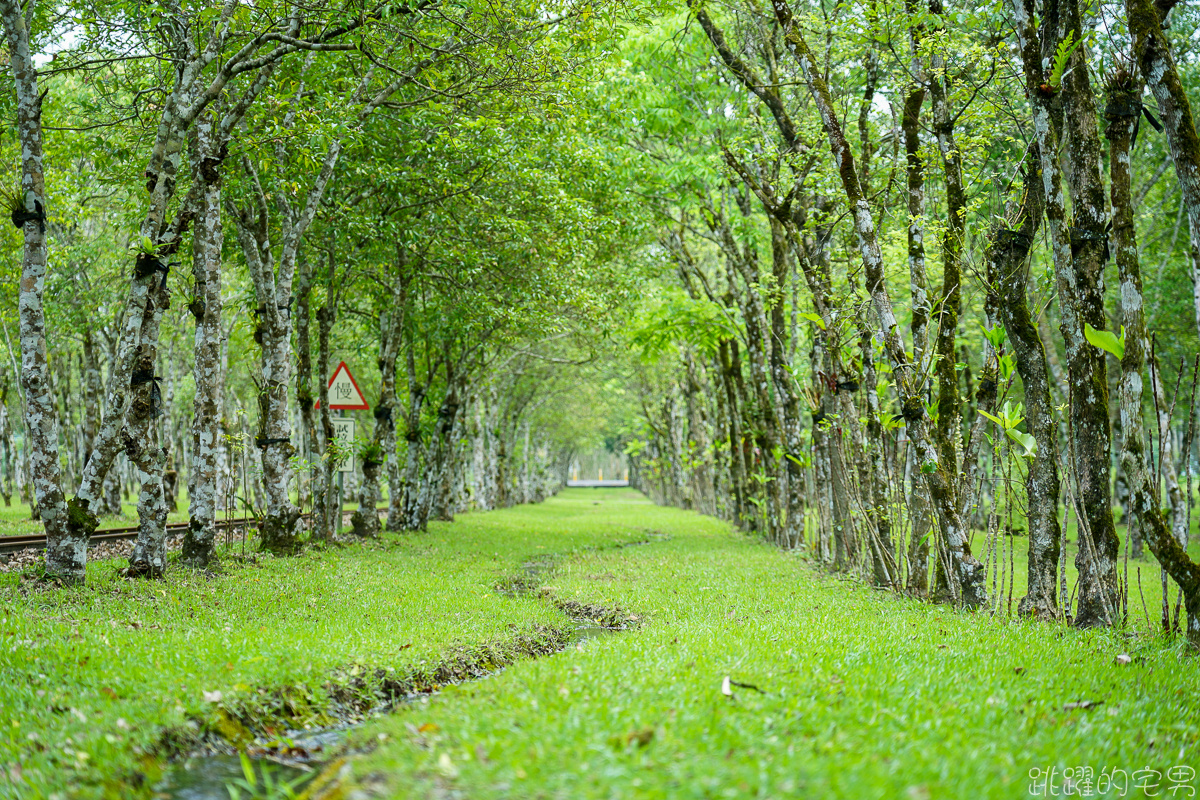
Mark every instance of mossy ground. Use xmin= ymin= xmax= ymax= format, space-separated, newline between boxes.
xmin=1 ymin=489 xmax=1197 ymax=800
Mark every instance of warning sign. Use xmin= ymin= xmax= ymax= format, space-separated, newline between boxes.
xmin=323 ymin=361 xmax=370 ymax=410
xmin=331 ymin=417 xmax=356 ymax=474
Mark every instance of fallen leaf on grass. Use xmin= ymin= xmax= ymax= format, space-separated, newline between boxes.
xmin=100 ymin=687 xmax=117 ymax=700
xmin=626 ymin=727 xmax=655 ymax=747
xmin=202 ymin=690 xmax=223 ymax=703
xmin=418 ymin=722 xmax=439 ymax=733
xmin=1063 ymin=700 xmax=1102 ymax=711
xmin=729 ymin=680 xmax=763 ymax=693
xmin=1115 ymin=653 xmax=1132 ymax=665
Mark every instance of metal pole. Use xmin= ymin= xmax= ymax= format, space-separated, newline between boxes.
xmin=336 ymin=408 xmax=345 ymax=534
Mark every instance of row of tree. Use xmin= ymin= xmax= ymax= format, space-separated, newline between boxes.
xmin=615 ymin=0 xmax=1200 ymax=650
xmin=1 ymin=0 xmax=655 ymax=579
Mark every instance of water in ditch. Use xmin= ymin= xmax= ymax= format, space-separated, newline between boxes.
xmin=157 ymin=623 xmax=620 ymax=799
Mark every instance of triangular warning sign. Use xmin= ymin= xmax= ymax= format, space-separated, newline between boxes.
xmin=321 ymin=361 xmax=370 ymax=410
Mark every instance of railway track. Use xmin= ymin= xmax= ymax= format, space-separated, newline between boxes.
xmin=0 ymin=507 xmax=391 ymax=555
xmin=0 ymin=516 xmax=265 ymax=556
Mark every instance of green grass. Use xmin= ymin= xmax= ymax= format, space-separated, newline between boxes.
xmin=2 ymin=488 xmax=1198 ymax=799
xmin=345 ymin=490 xmax=1200 ymax=799
xmin=0 ymin=493 xmax=650 ymax=799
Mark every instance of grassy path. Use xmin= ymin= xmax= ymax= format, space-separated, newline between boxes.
xmin=347 ymin=490 xmax=1199 ymax=799
xmin=1 ymin=489 xmax=1197 ymax=799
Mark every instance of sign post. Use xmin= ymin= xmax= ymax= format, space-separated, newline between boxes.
xmin=319 ymin=362 xmax=370 ymax=532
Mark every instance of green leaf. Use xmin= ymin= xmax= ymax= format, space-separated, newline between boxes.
xmin=1084 ymin=323 xmax=1125 ymax=361
xmin=998 ymin=354 xmax=1017 ymax=381
xmin=978 ymin=409 xmax=1005 ymax=428
xmin=1006 ymin=428 xmax=1038 ymax=458
xmin=798 ymin=312 xmax=826 ymax=330
xmin=978 ymin=322 xmax=1005 ymax=349
xmin=1049 ymin=32 xmax=1081 ymax=88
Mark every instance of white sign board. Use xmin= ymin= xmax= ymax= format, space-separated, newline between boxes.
xmin=332 ymin=417 xmax=356 ymax=474
xmin=326 ymin=361 xmax=370 ymax=410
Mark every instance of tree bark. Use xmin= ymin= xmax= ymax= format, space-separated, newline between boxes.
xmin=771 ymin=0 xmax=987 ymax=606
xmin=1126 ymin=0 xmax=1200 ymax=349
xmin=1057 ymin=0 xmax=1120 ymax=628
xmin=1109 ymin=70 xmax=1200 ymax=650
xmin=902 ymin=9 xmax=932 ymax=593
xmin=401 ymin=330 xmax=429 ymax=531
xmin=0 ymin=0 xmax=75 ymax=579
xmin=182 ymin=110 xmax=225 ymax=568
xmin=988 ymin=129 xmax=1061 ymax=619
xmin=351 ymin=277 xmax=404 ymax=537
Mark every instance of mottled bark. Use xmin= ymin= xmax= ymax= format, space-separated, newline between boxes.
xmin=182 ymin=111 xmax=225 ymax=568
xmin=1 ymin=0 xmax=75 ymax=578
xmin=232 ymin=147 xmax=334 ymax=552
xmin=125 ymin=275 xmax=171 ymax=578
xmin=683 ymin=350 xmax=717 ymax=516
xmin=0 ymin=384 xmax=13 ymax=506
xmin=718 ymin=340 xmax=748 ymax=526
xmin=862 ymin=331 xmax=896 ymax=586
xmin=383 ymin=273 xmax=410 ymax=530
xmin=401 ymin=331 xmax=429 ymax=531
xmin=900 ymin=36 xmax=932 ymax=592
xmin=768 ymin=219 xmax=804 ymax=546
xmin=311 ymin=249 xmax=343 ymax=543
xmin=772 ymin=1 xmax=986 ymax=606
xmin=719 ymin=207 xmax=784 ymax=542
xmin=352 ymin=280 xmax=404 ymax=537
xmin=988 ymin=126 xmax=1060 ymax=618
xmin=1109 ymin=73 xmax=1200 ymax=650
xmin=1149 ymin=358 xmax=1188 ymax=552
xmin=927 ymin=4 xmax=965 ymax=488
xmin=1054 ymin=0 xmax=1119 ymax=628
xmin=689 ymin=2 xmax=802 ymax=151
xmin=901 ymin=16 xmax=933 ymax=592
xmin=295 ymin=253 xmax=316 ymax=514
xmin=429 ymin=374 xmax=462 ymax=522
xmin=1126 ymin=0 xmax=1200 ymax=349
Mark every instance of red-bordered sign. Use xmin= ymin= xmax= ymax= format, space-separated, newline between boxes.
xmin=318 ymin=361 xmax=370 ymax=410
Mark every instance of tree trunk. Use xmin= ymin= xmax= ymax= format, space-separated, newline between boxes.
xmin=987 ymin=119 xmax=1061 ymax=618
xmin=772 ymin=2 xmax=986 ymax=605
xmin=0 ymin=383 xmax=13 ymax=507
xmin=1109 ymin=70 xmax=1200 ymax=650
xmin=352 ymin=280 xmax=404 ymax=537
xmin=401 ymin=336 xmax=429 ymax=531
xmin=1 ymin=1 xmax=78 ymax=579
xmin=295 ymin=253 xmax=316 ymax=516
xmin=182 ymin=111 xmax=225 ymax=568
xmin=726 ymin=227 xmax=784 ymax=542
xmin=1126 ymin=0 xmax=1200 ymax=352
xmin=1057 ymin=0 xmax=1120 ymax=628
xmin=125 ymin=275 xmax=171 ymax=577
xmin=429 ymin=376 xmax=462 ymax=522
xmin=768 ymin=219 xmax=805 ymax=547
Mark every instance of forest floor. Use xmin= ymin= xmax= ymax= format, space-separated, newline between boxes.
xmin=0 ymin=489 xmax=1197 ymax=799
